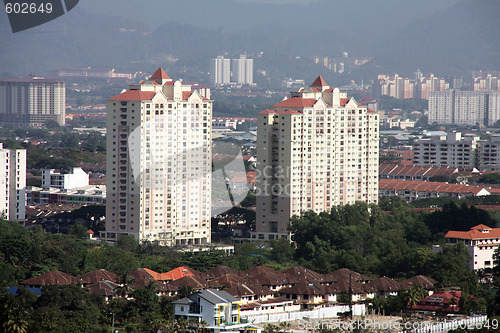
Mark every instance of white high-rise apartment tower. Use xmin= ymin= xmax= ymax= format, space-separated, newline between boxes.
xmin=209 ymin=56 xmax=231 ymax=86
xmin=0 ymin=143 xmax=26 ymax=221
xmin=428 ymin=90 xmax=500 ymax=126
xmin=104 ymin=68 xmax=212 ymax=245
xmin=255 ymin=76 xmax=379 ymax=242
xmin=232 ymin=54 xmax=254 ymax=85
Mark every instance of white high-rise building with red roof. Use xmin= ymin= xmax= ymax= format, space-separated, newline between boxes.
xmin=104 ymin=68 xmax=212 ymax=246
xmin=254 ymin=76 xmax=379 ymax=242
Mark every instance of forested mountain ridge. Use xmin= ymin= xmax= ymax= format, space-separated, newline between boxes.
xmin=1 ymin=0 xmax=498 ymax=78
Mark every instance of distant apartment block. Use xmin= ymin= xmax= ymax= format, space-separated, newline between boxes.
xmin=232 ymin=54 xmax=254 ymax=85
xmin=209 ymin=56 xmax=231 ymax=86
xmin=255 ymin=76 xmax=379 ymax=241
xmin=474 ymin=74 xmax=500 ymax=92
xmin=413 ymin=132 xmax=500 ymax=171
xmin=428 ymin=89 xmax=500 ymax=126
xmin=477 ymin=134 xmax=500 ymax=170
xmin=47 ymin=67 xmax=137 ymax=80
xmin=314 ymin=53 xmax=372 ymax=74
xmin=209 ymin=54 xmax=254 ymax=86
xmin=375 ymin=73 xmax=449 ymax=100
xmin=0 ymin=76 xmax=65 ymax=127
xmin=105 ymin=68 xmax=212 ymax=246
xmin=413 ymin=133 xmax=479 ymax=168
xmin=0 ymin=143 xmax=26 ymax=221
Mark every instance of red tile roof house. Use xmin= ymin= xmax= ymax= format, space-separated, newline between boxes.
xmin=85 ymin=280 xmax=121 ymax=301
xmin=281 ymin=266 xmax=325 ymax=285
xmin=323 ymin=268 xmax=373 ymax=285
xmin=411 ymin=290 xmax=462 ymax=315
xmin=279 ymin=282 xmax=326 ymax=310
xmin=79 ymin=269 xmax=119 ymax=286
xmin=20 ymin=271 xmax=79 ymax=288
xmin=445 ymin=224 xmax=500 ymax=271
xmin=366 ymin=277 xmax=403 ymax=298
xmin=401 ymin=275 xmax=437 ymax=295
xmin=241 ymin=266 xmax=290 ymax=291
xmin=224 ymin=283 xmax=275 ymax=303
xmin=379 ymin=179 xmax=491 ymax=202
xmin=326 ymin=279 xmax=376 ymax=303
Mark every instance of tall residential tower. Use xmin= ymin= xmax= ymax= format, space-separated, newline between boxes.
xmin=255 ymin=76 xmax=379 ymax=241
xmin=104 ymin=68 xmax=212 ymax=245
xmin=0 ymin=143 xmax=26 ymax=221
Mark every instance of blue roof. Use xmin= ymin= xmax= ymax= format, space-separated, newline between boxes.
xmin=6 ymin=286 xmax=42 ymax=296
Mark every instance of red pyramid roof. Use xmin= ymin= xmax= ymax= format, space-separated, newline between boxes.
xmin=310 ymin=75 xmax=327 ymax=87
xmin=150 ymin=67 xmax=170 ymax=80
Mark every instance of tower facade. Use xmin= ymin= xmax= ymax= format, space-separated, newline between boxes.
xmin=209 ymin=56 xmax=231 ymax=86
xmin=254 ymin=76 xmax=379 ymax=241
xmin=0 ymin=143 xmax=26 ymax=221
xmin=231 ymin=54 xmax=253 ymax=85
xmin=104 ymin=68 xmax=212 ymax=245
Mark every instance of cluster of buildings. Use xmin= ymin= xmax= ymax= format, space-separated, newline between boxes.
xmin=374 ymin=71 xmax=450 ymax=100
xmin=18 ymin=264 xmax=440 ymax=332
xmin=428 ymin=89 xmax=500 ymax=126
xmin=212 ymin=117 xmax=256 ymax=130
xmin=412 ymin=132 xmax=500 ymax=170
xmin=100 ymin=71 xmax=380 ymax=246
xmin=0 ymin=75 xmax=66 ymax=127
xmin=47 ymin=67 xmax=138 ymax=80
xmin=27 ymin=168 xmax=106 ymax=205
xmin=314 ymin=52 xmax=373 ymax=74
xmin=209 ymin=54 xmax=254 ymax=86
xmin=473 ymin=74 xmax=500 ymax=91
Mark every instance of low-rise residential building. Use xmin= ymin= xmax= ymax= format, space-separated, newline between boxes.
xmin=445 ymin=224 xmax=500 ymax=271
xmin=413 ymin=132 xmax=479 ymax=168
xmin=379 ymin=179 xmax=490 ymax=202
xmin=379 ymin=164 xmax=461 ymax=181
xmin=173 ymin=289 xmax=251 ymax=332
xmin=279 ymin=282 xmax=326 ymax=310
xmin=411 ymin=290 xmax=462 ymax=315
xmin=27 ymin=185 xmax=106 ymax=205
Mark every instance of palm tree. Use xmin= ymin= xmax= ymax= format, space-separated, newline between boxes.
xmin=199 ymin=320 xmax=208 ymax=333
xmin=117 ymin=274 xmax=135 ymax=298
xmin=178 ymin=284 xmax=195 ymax=299
xmin=3 ymin=318 xmax=28 ymax=333
xmin=405 ymin=284 xmax=426 ymax=309
xmin=279 ymin=321 xmax=291 ymax=333
xmin=263 ymin=323 xmax=280 ymax=333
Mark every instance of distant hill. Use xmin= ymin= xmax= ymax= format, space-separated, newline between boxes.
xmin=0 ymin=0 xmax=498 ymax=80
xmin=371 ymin=0 xmax=500 ymax=74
